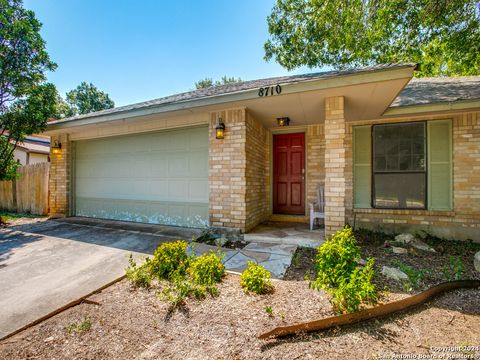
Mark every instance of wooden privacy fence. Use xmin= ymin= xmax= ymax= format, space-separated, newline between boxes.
xmin=0 ymin=162 xmax=50 ymax=215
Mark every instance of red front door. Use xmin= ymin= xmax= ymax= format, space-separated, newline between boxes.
xmin=273 ymin=133 xmax=305 ymax=215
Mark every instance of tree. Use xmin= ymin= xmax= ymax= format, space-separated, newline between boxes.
xmin=195 ymin=76 xmax=242 ymax=89
xmin=264 ymin=0 xmax=480 ymax=77
xmin=0 ymin=0 xmax=57 ymax=180
xmin=65 ymin=82 xmax=114 ymax=115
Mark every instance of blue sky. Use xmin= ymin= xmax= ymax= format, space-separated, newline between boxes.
xmin=24 ymin=0 xmax=322 ymax=107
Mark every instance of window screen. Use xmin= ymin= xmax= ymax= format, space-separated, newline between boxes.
xmin=373 ymin=122 xmax=426 ymax=209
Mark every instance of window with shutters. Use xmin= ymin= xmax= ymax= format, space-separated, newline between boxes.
xmin=353 ymin=120 xmax=452 ymax=211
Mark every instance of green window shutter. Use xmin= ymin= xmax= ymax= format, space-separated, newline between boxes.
xmin=353 ymin=126 xmax=371 ymax=208
xmin=428 ymin=120 xmax=452 ymax=210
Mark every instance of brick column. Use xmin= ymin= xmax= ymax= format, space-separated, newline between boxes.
xmin=48 ymin=134 xmax=71 ymax=218
xmin=324 ymin=96 xmax=346 ymax=234
xmin=209 ymin=108 xmax=248 ymax=231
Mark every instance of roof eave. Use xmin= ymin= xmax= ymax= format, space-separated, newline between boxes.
xmin=384 ymin=99 xmax=480 ymax=116
xmin=45 ymin=64 xmax=416 ymax=134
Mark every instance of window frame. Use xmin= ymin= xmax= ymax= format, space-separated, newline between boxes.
xmin=371 ymin=121 xmax=428 ymax=210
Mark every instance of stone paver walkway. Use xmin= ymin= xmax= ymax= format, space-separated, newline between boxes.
xmin=244 ymin=221 xmax=324 ymax=248
xmin=187 ymin=242 xmax=297 ymax=279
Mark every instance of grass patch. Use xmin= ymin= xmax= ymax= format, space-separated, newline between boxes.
xmin=66 ymin=318 xmax=92 ymax=334
xmin=0 ymin=212 xmax=44 ymax=221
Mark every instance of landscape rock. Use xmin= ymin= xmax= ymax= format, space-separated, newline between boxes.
xmin=44 ymin=336 xmax=54 ymax=343
xmin=475 ymin=251 xmax=480 ymax=273
xmin=410 ymin=239 xmax=436 ymax=253
xmin=382 ymin=266 xmax=409 ymax=282
xmin=214 ymin=236 xmax=229 ymax=247
xmin=357 ymin=258 xmax=367 ymax=266
xmin=392 ymin=246 xmax=408 ymax=255
xmin=395 ymin=233 xmax=415 ymax=244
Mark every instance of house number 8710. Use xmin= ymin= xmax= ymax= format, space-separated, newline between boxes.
xmin=258 ymin=84 xmax=282 ymax=97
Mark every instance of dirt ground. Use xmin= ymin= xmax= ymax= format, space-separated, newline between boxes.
xmin=0 ymin=276 xmax=479 ymax=359
xmin=1 ymin=226 xmax=479 ymax=359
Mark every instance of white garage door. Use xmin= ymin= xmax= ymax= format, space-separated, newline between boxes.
xmin=74 ymin=126 xmax=209 ymax=228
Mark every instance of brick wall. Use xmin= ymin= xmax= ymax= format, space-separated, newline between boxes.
xmin=324 ymin=96 xmax=346 ymax=234
xmin=345 ymin=111 xmax=480 ymax=241
xmin=48 ymin=134 xmax=71 ymax=217
xmin=208 ymin=108 xmax=247 ymax=230
xmin=245 ymin=112 xmax=268 ymax=231
xmin=306 ymin=124 xmax=326 ymax=209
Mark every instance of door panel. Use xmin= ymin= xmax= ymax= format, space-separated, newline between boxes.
xmin=273 ymin=133 xmax=305 ymax=214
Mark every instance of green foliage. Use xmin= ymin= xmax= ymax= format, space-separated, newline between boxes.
xmin=311 ymin=226 xmax=378 ymax=313
xmin=265 ymin=306 xmax=274 ymax=317
xmin=125 ymin=254 xmax=151 ymax=288
xmin=0 ymin=83 xmax=59 ymax=180
xmin=311 ymin=226 xmax=361 ymax=290
xmin=65 ymin=82 xmax=114 ymax=116
xmin=188 ymin=251 xmax=225 ymax=286
xmin=240 ymin=261 xmax=273 ymax=294
xmin=149 ymin=240 xmax=190 ymax=280
xmin=330 ymin=258 xmax=378 ymax=313
xmin=195 ymin=227 xmax=216 ymax=245
xmin=264 ymin=0 xmax=480 ymax=77
xmin=0 ymin=0 xmax=58 ymax=180
xmin=195 ymin=76 xmax=242 ymax=89
xmin=66 ymin=318 xmax=91 ymax=334
xmin=442 ymin=256 xmax=465 ymax=281
xmin=393 ymin=261 xmax=430 ymax=292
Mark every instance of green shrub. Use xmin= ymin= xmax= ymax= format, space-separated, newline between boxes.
xmin=188 ymin=251 xmax=225 ymax=286
xmin=442 ymin=256 xmax=465 ymax=281
xmin=149 ymin=240 xmax=190 ymax=279
xmin=195 ymin=227 xmax=216 ymax=245
xmin=240 ymin=261 xmax=273 ymax=294
xmin=393 ymin=260 xmax=430 ymax=292
xmin=310 ymin=226 xmax=378 ymax=313
xmin=311 ymin=226 xmax=361 ymax=290
xmin=125 ymin=254 xmax=152 ymax=288
xmin=330 ymin=258 xmax=378 ymax=313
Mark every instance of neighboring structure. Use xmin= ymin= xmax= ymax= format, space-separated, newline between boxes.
xmin=13 ymin=135 xmax=50 ymax=165
xmin=44 ymin=64 xmax=480 ymax=241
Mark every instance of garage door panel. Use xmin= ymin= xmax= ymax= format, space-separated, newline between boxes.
xmin=189 ymin=153 xmax=208 ymax=176
xmin=168 ymin=155 xmax=189 ymax=177
xmin=188 ymin=180 xmax=208 ymax=202
xmin=168 ymin=132 xmax=189 ymax=150
xmin=75 ymin=127 xmax=209 ymax=227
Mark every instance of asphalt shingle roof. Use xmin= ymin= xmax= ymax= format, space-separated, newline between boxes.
xmin=54 ymin=63 xmax=414 ymax=123
xmin=391 ymin=76 xmax=480 ymax=107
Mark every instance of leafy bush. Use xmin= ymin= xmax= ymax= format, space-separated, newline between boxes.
xmin=149 ymin=240 xmax=190 ymax=280
xmin=330 ymin=258 xmax=378 ymax=313
xmin=195 ymin=227 xmax=216 ymax=245
xmin=393 ymin=260 xmax=430 ymax=292
xmin=311 ymin=226 xmax=378 ymax=313
xmin=442 ymin=256 xmax=464 ymax=281
xmin=311 ymin=226 xmax=361 ymax=290
xmin=240 ymin=261 xmax=273 ymax=294
xmin=188 ymin=251 xmax=225 ymax=286
xmin=125 ymin=254 xmax=151 ymax=288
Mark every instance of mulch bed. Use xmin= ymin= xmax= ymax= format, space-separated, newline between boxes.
xmin=1 ymin=230 xmax=479 ymax=359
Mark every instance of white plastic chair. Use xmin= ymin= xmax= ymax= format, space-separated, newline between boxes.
xmin=309 ymin=185 xmax=325 ymax=230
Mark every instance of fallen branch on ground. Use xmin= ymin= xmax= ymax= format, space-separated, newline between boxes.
xmin=259 ymin=280 xmax=480 ymax=340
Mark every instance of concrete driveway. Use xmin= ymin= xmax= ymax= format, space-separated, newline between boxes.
xmin=0 ymin=217 xmax=200 ymax=339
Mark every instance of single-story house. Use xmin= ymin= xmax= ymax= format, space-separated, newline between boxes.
xmin=12 ymin=135 xmax=50 ymax=165
xmin=44 ymin=64 xmax=480 ymax=241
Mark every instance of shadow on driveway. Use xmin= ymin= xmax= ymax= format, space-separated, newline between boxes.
xmin=0 ymin=217 xmax=202 ymax=339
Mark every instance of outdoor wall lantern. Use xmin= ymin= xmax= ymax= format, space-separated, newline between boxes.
xmin=51 ymin=140 xmax=62 ymax=154
xmin=277 ymin=117 xmax=290 ymax=127
xmin=216 ymin=118 xmax=225 ymax=139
